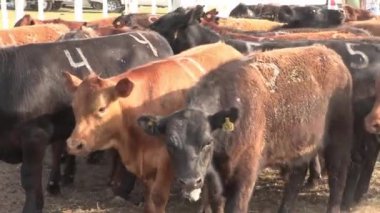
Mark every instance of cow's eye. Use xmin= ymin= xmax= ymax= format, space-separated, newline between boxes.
xmin=98 ymin=107 xmax=106 ymax=113
xmin=202 ymin=140 xmax=213 ymax=149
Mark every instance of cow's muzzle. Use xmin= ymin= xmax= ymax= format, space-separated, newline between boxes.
xmin=67 ymin=137 xmax=88 ymax=155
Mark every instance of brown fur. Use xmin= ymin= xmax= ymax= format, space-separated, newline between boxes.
xmin=0 ymin=24 xmax=70 ymax=47
xmin=218 ymin=17 xmax=283 ymax=32
xmin=65 ymin=43 xmax=242 ymax=213
xmin=343 ymin=5 xmax=375 ymax=22
xmin=346 ymin=19 xmax=380 ymax=36
xmin=113 ymin=13 xmax=162 ymax=29
xmin=14 ymin=14 xmax=116 ymax=30
xmin=364 ymin=75 xmax=380 ymax=134
xmin=203 ymin=46 xmax=352 ymax=212
xmin=260 ymin=31 xmax=366 ymax=41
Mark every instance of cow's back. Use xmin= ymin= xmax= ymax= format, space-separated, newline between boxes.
xmin=116 ymin=42 xmax=243 ymax=119
xmin=0 ymin=24 xmax=70 ymax=47
xmin=0 ymin=31 xmax=173 ymax=126
xmin=188 ymin=45 xmax=352 ymax=168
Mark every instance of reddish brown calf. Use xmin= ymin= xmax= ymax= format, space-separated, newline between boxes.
xmin=63 ymin=43 xmax=242 ymax=213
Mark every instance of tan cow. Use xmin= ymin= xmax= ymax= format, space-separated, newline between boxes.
xmin=63 ymin=42 xmax=242 ymax=213
xmin=0 ymin=24 xmax=70 ymax=47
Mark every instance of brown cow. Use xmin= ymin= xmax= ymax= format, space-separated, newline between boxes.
xmin=58 ymin=26 xmax=131 ymax=41
xmin=63 ymin=42 xmax=242 ymax=213
xmin=138 ymin=45 xmax=353 ymax=213
xmin=14 ymin=14 xmax=116 ymax=30
xmin=113 ymin=13 xmax=162 ymax=29
xmin=346 ymin=19 xmax=380 ymax=36
xmin=0 ymin=24 xmax=70 ymax=46
xmin=343 ymin=5 xmax=374 ymax=22
xmin=218 ymin=17 xmax=284 ymax=32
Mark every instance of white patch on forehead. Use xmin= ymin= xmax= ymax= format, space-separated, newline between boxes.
xmin=236 ymin=98 xmax=241 ymax=102
xmin=188 ymin=188 xmax=201 ymax=202
xmin=250 ymin=62 xmax=281 ymax=93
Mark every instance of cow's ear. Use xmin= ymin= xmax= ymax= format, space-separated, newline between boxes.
xmin=279 ymin=5 xmax=293 ymax=16
xmin=137 ymin=115 xmax=167 ymax=136
xmin=63 ymin=71 xmax=82 ymax=93
xmin=208 ymin=107 xmax=239 ymax=131
xmin=115 ymin=78 xmax=134 ymax=98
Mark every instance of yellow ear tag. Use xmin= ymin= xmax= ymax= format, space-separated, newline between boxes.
xmin=222 ymin=117 xmax=234 ymax=132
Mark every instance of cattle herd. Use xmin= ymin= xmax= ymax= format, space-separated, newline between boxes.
xmin=2 ymin=2 xmax=380 ymax=213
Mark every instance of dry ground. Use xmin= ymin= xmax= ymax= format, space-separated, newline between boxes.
xmin=0 ymin=149 xmax=379 ymax=213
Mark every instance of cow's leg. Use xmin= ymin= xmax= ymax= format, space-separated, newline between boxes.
xmin=87 ymin=150 xmax=105 ymax=164
xmin=224 ymin=153 xmax=260 ymax=213
xmin=206 ymin=166 xmax=224 ymax=213
xmin=62 ymin=154 xmax=76 ymax=185
xmin=341 ymin=132 xmax=367 ymax=209
xmin=325 ymin=118 xmax=353 ymax=212
xmin=341 ymin=151 xmax=362 ymax=210
xmin=47 ymin=140 xmax=65 ymax=195
xmin=109 ymin=151 xmax=137 ymax=200
xmin=305 ymin=155 xmax=322 ymax=188
xmin=278 ymin=164 xmax=308 ymax=213
xmin=144 ymin=167 xmax=172 ymax=213
xmin=353 ymin=138 xmax=380 ymax=202
xmin=20 ymin=122 xmax=52 ymax=213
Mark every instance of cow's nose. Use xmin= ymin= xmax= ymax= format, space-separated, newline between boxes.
xmin=178 ymin=177 xmax=203 ymax=189
xmin=373 ymin=123 xmax=380 ymax=132
xmin=67 ymin=138 xmax=85 ymax=150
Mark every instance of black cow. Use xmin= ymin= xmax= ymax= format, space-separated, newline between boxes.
xmin=0 ymin=30 xmax=173 ymax=212
xmin=277 ymin=5 xmax=345 ymax=28
xmin=137 ymin=45 xmax=354 ymax=212
xmin=149 ymin=6 xmax=367 ymax=55
xmin=246 ymin=38 xmax=380 ymax=209
xmin=229 ymin=3 xmax=256 ymax=18
xmin=150 ymin=5 xmax=250 ymax=54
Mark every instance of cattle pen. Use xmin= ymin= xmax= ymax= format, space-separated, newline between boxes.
xmin=1 ymin=0 xmax=380 ymax=213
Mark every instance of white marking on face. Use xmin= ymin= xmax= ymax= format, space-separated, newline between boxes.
xmin=64 ymin=47 xmax=94 ymax=72
xmin=188 ymin=188 xmax=202 ymax=202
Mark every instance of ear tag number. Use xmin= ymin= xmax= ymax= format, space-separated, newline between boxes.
xmin=222 ymin=117 xmax=235 ymax=132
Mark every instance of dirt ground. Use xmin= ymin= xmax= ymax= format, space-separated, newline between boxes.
xmin=0 ymin=150 xmax=379 ymax=213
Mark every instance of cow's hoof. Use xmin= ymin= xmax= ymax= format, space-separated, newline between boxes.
xmin=47 ymin=181 xmax=61 ymax=195
xmin=304 ymin=178 xmax=321 ymax=189
xmin=62 ymin=175 xmax=74 ymax=185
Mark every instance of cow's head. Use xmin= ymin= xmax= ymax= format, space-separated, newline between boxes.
xmin=229 ymin=3 xmax=255 ymax=18
xmin=150 ymin=5 xmax=212 ymax=54
xmin=278 ymin=6 xmax=345 ymax=28
xmin=365 ymin=75 xmax=380 ymax=135
xmin=14 ymin=14 xmax=36 ymax=27
xmin=137 ymin=107 xmax=238 ymax=201
xmin=258 ymin=4 xmax=280 ymax=21
xmin=63 ymin=72 xmax=134 ymax=156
